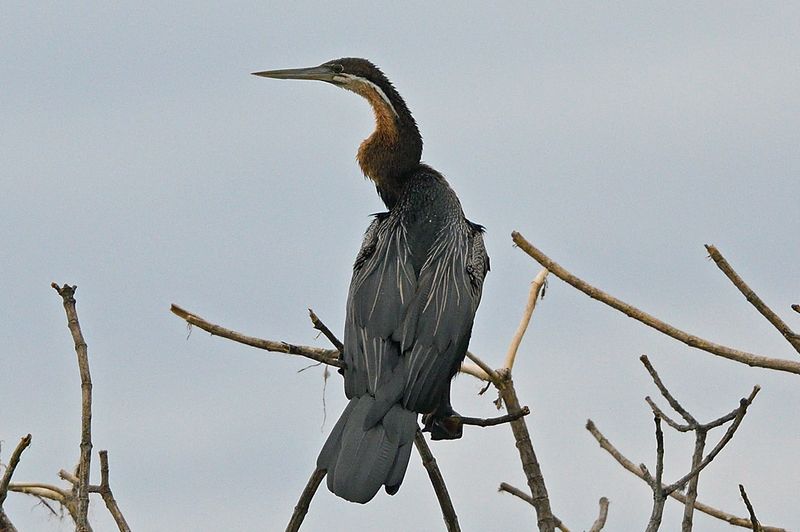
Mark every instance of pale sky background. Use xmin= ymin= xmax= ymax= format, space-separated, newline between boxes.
xmin=2 ymin=3 xmax=799 ymax=531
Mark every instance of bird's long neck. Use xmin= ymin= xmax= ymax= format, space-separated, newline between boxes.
xmin=353 ymin=84 xmax=422 ymax=208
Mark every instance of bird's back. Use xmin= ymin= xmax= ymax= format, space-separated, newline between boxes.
xmin=344 ymin=165 xmax=488 ymax=418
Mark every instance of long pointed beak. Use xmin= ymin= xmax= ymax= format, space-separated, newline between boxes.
xmin=251 ymin=64 xmax=337 ymax=82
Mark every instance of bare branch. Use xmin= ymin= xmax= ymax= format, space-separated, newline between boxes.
xmin=7 ymin=484 xmax=69 ymax=506
xmin=58 ymin=469 xmax=79 ymax=486
xmin=307 ymin=309 xmax=343 ymax=353
xmin=498 ymin=377 xmax=555 ymax=532
xmin=588 ymin=497 xmax=610 ymax=532
xmin=0 ymin=434 xmax=33 ymax=532
xmin=458 ymin=362 xmax=492 ymax=382
xmin=701 ymin=386 xmax=760 ymax=431
xmin=414 ymin=429 xmax=460 ymax=532
xmin=645 ymin=397 xmax=691 ymax=432
xmin=738 ymin=484 xmax=761 ymax=532
xmin=286 ymin=468 xmax=325 ymax=532
xmin=503 ymin=268 xmax=549 ymax=371
xmin=644 ymin=416 xmax=666 ymax=532
xmin=706 ymin=244 xmax=800 ymax=354
xmin=497 ymin=483 xmax=570 ymax=532
xmin=96 ymin=451 xmax=130 ymax=532
xmin=170 ymin=304 xmax=341 ymax=367
xmin=586 ymin=420 xmax=785 ymax=531
xmin=681 ymin=428 xmax=706 ymax=532
xmin=458 ymin=406 xmax=530 ymax=427
xmin=0 ymin=509 xmax=18 ymax=532
xmin=792 ymin=304 xmax=800 ymax=314
xmin=0 ymin=434 xmax=32 ymax=506
xmin=665 ymin=395 xmax=756 ymax=495
xmin=465 ymin=351 xmax=502 ymax=385
xmin=511 ymin=232 xmax=800 ymax=375
xmin=641 ymin=355 xmax=697 ymax=426
xmin=51 ymin=283 xmax=92 ymax=532
xmin=498 ymin=481 xmax=534 ymax=505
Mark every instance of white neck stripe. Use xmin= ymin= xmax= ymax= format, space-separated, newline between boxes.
xmin=334 ymin=73 xmax=399 ymax=119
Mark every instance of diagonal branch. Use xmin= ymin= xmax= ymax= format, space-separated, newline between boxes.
xmin=640 ymin=355 xmax=697 ymax=426
xmin=286 ymin=468 xmax=326 ymax=532
xmin=503 ymin=268 xmax=549 ymax=371
xmin=308 ymin=309 xmax=343 ymax=353
xmin=171 ymin=304 xmax=342 ymax=367
xmin=738 ymin=484 xmax=761 ymax=532
xmin=511 ymin=232 xmax=800 ymax=376
xmin=0 ymin=434 xmax=32 ymax=506
xmin=498 ymin=482 xmax=570 ymax=531
xmin=414 ymin=429 xmax=460 ymax=532
xmin=0 ymin=434 xmax=33 ymax=532
xmin=706 ymin=245 xmax=800 ymax=355
xmin=465 ymin=351 xmax=502 ymax=385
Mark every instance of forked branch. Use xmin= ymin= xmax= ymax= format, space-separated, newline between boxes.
xmin=585 ymin=420 xmax=785 ymax=531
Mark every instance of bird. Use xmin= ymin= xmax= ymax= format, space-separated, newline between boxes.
xmin=253 ymin=58 xmax=489 ymax=504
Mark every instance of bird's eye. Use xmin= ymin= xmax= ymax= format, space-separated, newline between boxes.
xmin=332 ymin=64 xmax=344 ymax=73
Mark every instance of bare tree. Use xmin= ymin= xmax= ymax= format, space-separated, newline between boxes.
xmin=2 ymin=284 xmax=130 ymax=532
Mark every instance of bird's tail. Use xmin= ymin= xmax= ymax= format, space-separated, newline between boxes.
xmin=317 ymin=395 xmax=417 ymax=503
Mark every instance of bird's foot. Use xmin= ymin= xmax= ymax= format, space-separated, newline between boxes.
xmin=422 ymin=409 xmax=463 ymax=441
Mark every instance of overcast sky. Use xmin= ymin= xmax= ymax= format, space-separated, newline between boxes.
xmin=2 ymin=3 xmax=799 ymax=531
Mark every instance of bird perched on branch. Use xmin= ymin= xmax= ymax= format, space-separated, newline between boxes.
xmin=253 ymin=58 xmax=489 ymax=503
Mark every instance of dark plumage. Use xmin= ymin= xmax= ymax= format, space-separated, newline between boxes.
xmin=254 ymin=58 xmax=489 ymax=503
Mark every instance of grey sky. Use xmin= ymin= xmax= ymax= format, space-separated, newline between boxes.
xmin=2 ymin=2 xmax=799 ymax=530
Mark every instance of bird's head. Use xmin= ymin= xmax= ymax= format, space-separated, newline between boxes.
xmin=253 ymin=58 xmax=403 ymax=120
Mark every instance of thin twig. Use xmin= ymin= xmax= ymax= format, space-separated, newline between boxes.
xmin=170 ymin=304 xmax=342 ymax=367
xmin=52 ymin=283 xmax=92 ymax=532
xmin=0 ymin=434 xmax=32 ymax=506
xmin=58 ymin=469 xmax=79 ymax=486
xmin=308 ymin=309 xmax=343 ymax=353
xmin=511 ymin=232 xmax=800 ymax=375
xmin=459 ymin=362 xmax=492 ymax=381
xmin=640 ymin=355 xmax=697 ymax=426
xmin=0 ymin=434 xmax=33 ymax=532
xmin=738 ymin=484 xmax=761 ymax=532
xmin=457 ymin=406 xmax=530 ymax=427
xmin=645 ymin=397 xmax=691 ymax=432
xmin=585 ymin=420 xmax=785 ymax=531
xmin=414 ymin=429 xmax=460 ymax=532
xmin=285 ymin=468 xmax=325 ymax=532
xmin=96 ymin=451 xmax=130 ymax=532
xmin=706 ymin=245 xmax=800 ymax=354
xmin=497 ymin=483 xmax=569 ymax=531
xmin=465 ymin=351 xmax=502 ymax=385
xmin=498 ymin=481 xmax=534 ymax=505
xmin=503 ymin=268 xmax=549 ymax=371
xmin=588 ymin=497 xmax=610 ymax=532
